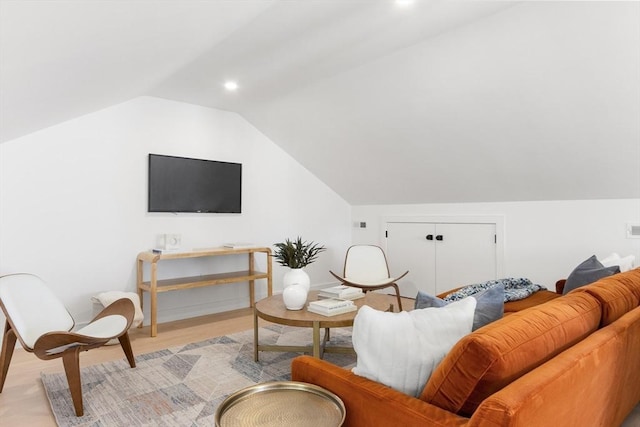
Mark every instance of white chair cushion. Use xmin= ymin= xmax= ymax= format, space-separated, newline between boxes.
xmin=344 ymin=246 xmax=390 ymax=282
xmin=0 ymin=274 xmax=74 ymax=349
xmin=75 ymin=315 xmax=128 ymax=338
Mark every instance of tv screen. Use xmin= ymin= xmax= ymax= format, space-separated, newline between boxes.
xmin=148 ymin=154 xmax=242 ymax=213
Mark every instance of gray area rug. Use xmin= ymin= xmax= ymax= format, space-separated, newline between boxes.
xmin=41 ymin=325 xmax=355 ymax=426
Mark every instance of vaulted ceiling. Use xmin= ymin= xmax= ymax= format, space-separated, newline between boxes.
xmin=1 ymin=1 xmax=638 ymax=205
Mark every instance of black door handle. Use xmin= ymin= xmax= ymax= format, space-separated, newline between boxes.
xmin=426 ymin=234 xmax=434 ymax=240
xmin=436 ymin=235 xmax=444 ymax=241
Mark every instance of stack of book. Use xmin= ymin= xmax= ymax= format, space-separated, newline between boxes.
xmin=307 ymin=298 xmax=357 ymax=317
xmin=222 ymin=243 xmax=255 ymax=249
xmin=318 ymin=285 xmax=364 ymax=300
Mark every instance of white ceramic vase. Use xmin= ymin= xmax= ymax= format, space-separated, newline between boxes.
xmin=282 ymin=282 xmax=308 ymax=310
xmin=283 ymin=268 xmax=311 ymax=293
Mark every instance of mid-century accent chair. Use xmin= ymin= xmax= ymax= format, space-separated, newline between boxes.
xmin=330 ymin=244 xmax=408 ymax=311
xmin=0 ymin=273 xmax=137 ymax=416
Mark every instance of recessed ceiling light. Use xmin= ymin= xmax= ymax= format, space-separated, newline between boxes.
xmin=395 ymin=0 xmax=414 ymax=7
xmin=224 ymin=81 xmax=238 ymax=91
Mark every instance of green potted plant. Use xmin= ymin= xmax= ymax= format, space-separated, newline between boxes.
xmin=273 ymin=237 xmax=326 ymax=309
xmin=273 ymin=237 xmax=326 ymax=269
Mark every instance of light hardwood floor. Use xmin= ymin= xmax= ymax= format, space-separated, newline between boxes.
xmin=1 ymin=297 xmax=638 ymax=426
xmin=0 ymin=307 xmax=256 ymax=427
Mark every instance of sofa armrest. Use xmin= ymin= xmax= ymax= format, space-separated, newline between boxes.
xmin=555 ymin=279 xmax=566 ymax=294
xmin=291 ymin=356 xmax=469 ymax=427
xmin=436 ymin=286 xmax=463 ymax=299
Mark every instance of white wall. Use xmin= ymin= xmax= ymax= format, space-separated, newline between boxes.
xmin=0 ymin=96 xmax=351 ymax=331
xmin=1 ymin=96 xmax=638 ymax=340
xmin=352 ymin=199 xmax=640 ymax=290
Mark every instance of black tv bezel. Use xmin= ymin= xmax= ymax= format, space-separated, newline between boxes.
xmin=147 ymin=153 xmax=242 ymax=214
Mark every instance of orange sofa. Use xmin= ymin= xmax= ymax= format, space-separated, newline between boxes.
xmin=292 ymin=269 xmax=640 ymax=426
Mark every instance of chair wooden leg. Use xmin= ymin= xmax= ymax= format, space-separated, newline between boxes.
xmin=391 ymin=283 xmax=403 ymax=312
xmin=118 ymin=332 xmax=136 ymax=368
xmin=0 ymin=321 xmax=17 ymax=393
xmin=62 ymin=348 xmax=83 ymax=417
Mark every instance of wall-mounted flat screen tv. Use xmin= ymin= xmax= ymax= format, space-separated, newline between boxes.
xmin=148 ymin=154 xmax=242 ymax=213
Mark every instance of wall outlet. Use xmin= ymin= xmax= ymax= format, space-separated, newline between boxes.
xmin=157 ymin=233 xmax=182 ymax=250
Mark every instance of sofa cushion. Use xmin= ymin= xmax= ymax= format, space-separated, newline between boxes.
xmin=469 ymin=319 xmax=627 ymax=427
xmin=352 ymin=297 xmax=476 ymax=397
xmin=420 ymin=292 xmax=602 ymax=416
xmin=415 ymin=284 xmax=504 ymax=331
xmin=563 ymin=255 xmax=620 ymax=295
xmin=571 ymin=270 xmax=640 ymax=326
xmin=606 ymin=268 xmax=640 ymax=302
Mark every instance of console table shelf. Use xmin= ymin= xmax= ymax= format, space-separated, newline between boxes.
xmin=138 ymin=270 xmax=270 ymax=292
xmin=136 ymin=246 xmax=272 ymax=337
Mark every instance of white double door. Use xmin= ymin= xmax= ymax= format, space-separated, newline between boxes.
xmin=385 ymin=222 xmax=498 ymax=298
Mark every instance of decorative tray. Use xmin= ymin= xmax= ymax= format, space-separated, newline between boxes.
xmin=215 ymin=381 xmax=345 ymax=427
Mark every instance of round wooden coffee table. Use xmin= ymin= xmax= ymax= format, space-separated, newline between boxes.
xmin=253 ymin=290 xmax=392 ymax=361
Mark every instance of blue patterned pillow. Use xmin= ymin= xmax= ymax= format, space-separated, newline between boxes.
xmin=442 ymin=278 xmax=543 ymax=303
xmin=415 ymin=284 xmax=504 ymax=331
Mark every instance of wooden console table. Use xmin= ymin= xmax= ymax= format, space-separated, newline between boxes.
xmin=136 ymin=247 xmax=272 ymax=337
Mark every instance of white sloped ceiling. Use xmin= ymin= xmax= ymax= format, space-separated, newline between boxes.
xmin=1 ymin=1 xmax=638 ymax=204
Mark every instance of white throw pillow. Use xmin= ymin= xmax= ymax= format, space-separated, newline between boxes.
xmin=618 ymin=255 xmax=636 ymax=272
xmin=599 ymin=253 xmax=621 ymax=268
xmin=351 ymin=297 xmax=476 ymax=397
xmin=599 ymin=253 xmax=636 ymax=272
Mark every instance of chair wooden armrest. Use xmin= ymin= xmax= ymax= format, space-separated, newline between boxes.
xmin=329 ymin=270 xmax=408 ymax=312
xmin=91 ymin=297 xmax=135 ymax=325
xmin=33 ymin=332 xmax=109 ymax=359
xmin=33 ymin=298 xmax=135 ymax=359
xmin=329 ymin=270 xmax=408 ymax=288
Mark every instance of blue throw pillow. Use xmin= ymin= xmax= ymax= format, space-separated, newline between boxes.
xmin=563 ymin=255 xmax=620 ymax=295
xmin=415 ymin=284 xmax=504 ymax=331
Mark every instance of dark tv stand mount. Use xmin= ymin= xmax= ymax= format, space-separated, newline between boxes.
xmin=136 ymin=246 xmax=273 ymax=337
